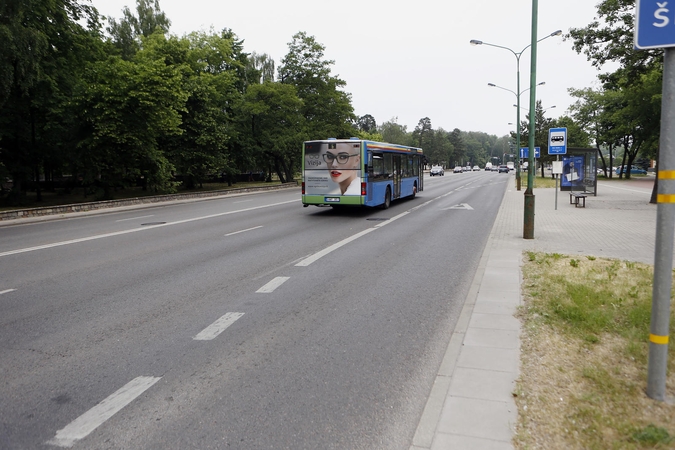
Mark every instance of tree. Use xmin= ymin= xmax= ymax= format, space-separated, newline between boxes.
xmin=75 ymin=48 xmax=187 ymax=198
xmin=149 ymin=31 xmax=240 ymax=189
xmin=357 ymin=114 xmax=377 ymax=133
xmin=241 ymin=82 xmax=305 ymax=183
xmin=568 ymin=0 xmax=661 ymax=83
xmin=448 ymin=128 xmax=466 ymax=166
xmin=427 ymin=128 xmax=454 ymax=167
xmin=106 ymin=0 xmax=171 ymax=60
xmin=0 ymin=0 xmax=104 ymax=204
xmin=278 ymin=32 xmax=357 ymax=140
xmin=379 ymin=118 xmax=411 ymax=146
xmin=412 ymin=117 xmax=433 ymax=150
xmin=569 ymin=87 xmax=622 ymax=178
xmin=248 ymin=52 xmax=275 ymax=84
xmin=569 ymin=0 xmax=662 ymax=198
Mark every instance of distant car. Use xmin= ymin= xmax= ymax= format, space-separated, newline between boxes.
xmin=485 ymin=166 xmax=492 ymax=171
xmin=453 ymin=166 xmax=463 ymax=173
xmin=430 ymin=166 xmax=444 ymax=176
xmin=472 ymin=165 xmax=480 ymax=171
xmin=498 ymin=165 xmax=509 ymax=173
xmin=491 ymin=166 xmax=498 ymax=172
xmin=616 ymin=165 xmax=647 ymax=175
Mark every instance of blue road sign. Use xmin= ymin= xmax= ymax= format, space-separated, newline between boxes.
xmin=635 ymin=0 xmax=675 ymax=49
xmin=520 ymin=147 xmax=540 ymax=159
xmin=548 ymin=127 xmax=567 ymax=155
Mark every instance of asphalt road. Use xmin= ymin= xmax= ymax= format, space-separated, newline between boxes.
xmin=0 ymin=170 xmax=509 ymax=449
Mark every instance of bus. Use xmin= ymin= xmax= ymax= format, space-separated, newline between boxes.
xmin=302 ymin=138 xmax=424 ymax=208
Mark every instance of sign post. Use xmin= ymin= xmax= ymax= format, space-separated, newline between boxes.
xmin=635 ymin=0 xmax=675 ymax=401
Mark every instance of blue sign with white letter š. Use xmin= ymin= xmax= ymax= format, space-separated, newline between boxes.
xmin=520 ymin=147 xmax=540 ymax=159
xmin=635 ymin=0 xmax=675 ymax=49
xmin=548 ymin=127 xmax=567 ymax=155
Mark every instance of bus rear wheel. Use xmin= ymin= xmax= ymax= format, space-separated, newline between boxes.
xmin=382 ymin=187 xmax=391 ymax=209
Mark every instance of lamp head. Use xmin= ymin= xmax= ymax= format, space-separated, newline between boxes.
xmin=551 ymin=30 xmax=562 ymax=37
xmin=487 ymin=83 xmax=496 ymax=87
xmin=470 ymin=40 xmax=483 ymax=46
xmin=538 ymin=81 xmax=546 ymax=86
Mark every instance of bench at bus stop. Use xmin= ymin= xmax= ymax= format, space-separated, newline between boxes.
xmin=569 ymin=192 xmax=589 ymax=208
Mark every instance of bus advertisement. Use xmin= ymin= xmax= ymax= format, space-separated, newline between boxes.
xmin=302 ymin=138 xmax=424 ymax=208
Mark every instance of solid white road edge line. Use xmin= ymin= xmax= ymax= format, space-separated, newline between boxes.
xmin=0 ymin=200 xmax=297 ymax=258
xmin=193 ymin=312 xmax=245 ymax=340
xmin=114 ymin=215 xmax=154 ymax=222
xmin=256 ymin=276 xmax=290 ymax=293
xmin=46 ymin=376 xmax=161 ymax=448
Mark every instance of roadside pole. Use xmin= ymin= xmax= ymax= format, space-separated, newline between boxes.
xmin=647 ymin=47 xmax=675 ymax=401
xmin=635 ymin=0 xmax=675 ymax=401
xmin=552 ymin=158 xmax=562 ymax=210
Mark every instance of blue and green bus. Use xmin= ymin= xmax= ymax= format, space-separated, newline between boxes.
xmin=302 ymin=138 xmax=424 ymax=208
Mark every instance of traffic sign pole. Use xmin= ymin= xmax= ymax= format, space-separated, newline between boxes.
xmin=647 ymin=47 xmax=675 ymax=401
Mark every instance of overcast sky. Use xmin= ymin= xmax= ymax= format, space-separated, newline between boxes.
xmin=89 ymin=0 xmax=612 ymax=137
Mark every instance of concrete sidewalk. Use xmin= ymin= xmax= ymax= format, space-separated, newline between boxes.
xmin=411 ymin=176 xmax=658 ymax=450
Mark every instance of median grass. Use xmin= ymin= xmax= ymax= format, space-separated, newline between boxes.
xmin=515 ymin=252 xmax=675 ymax=450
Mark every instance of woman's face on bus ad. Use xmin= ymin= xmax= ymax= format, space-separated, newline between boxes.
xmin=325 ymin=151 xmax=360 ymax=185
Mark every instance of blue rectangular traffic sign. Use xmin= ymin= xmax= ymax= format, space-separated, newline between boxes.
xmin=520 ymin=147 xmax=540 ymax=159
xmin=548 ymin=127 xmax=567 ymax=155
xmin=635 ymin=0 xmax=675 ymax=49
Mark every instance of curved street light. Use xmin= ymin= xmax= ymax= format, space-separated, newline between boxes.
xmin=470 ymin=29 xmax=561 ymax=225
xmin=487 ymin=78 xmax=545 ymax=188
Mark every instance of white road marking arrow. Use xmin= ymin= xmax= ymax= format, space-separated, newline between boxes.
xmin=442 ymin=203 xmax=474 ymax=210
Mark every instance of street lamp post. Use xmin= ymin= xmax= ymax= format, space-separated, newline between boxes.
xmin=488 ymin=81 xmax=546 ymax=188
xmin=487 ymin=81 xmax=544 ymax=190
xmin=470 ymin=28 xmax=561 ymax=238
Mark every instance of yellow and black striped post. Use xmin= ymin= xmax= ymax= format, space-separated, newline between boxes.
xmin=647 ymin=48 xmax=675 ymax=402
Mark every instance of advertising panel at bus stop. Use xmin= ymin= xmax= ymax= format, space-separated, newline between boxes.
xmin=561 ymin=155 xmax=585 ymax=189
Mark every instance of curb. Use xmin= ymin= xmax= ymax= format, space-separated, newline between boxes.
xmin=0 ymin=183 xmax=300 ymax=223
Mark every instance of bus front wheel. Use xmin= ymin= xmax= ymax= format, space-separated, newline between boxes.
xmin=382 ymin=187 xmax=391 ymax=209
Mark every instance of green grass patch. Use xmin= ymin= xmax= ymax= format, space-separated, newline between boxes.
xmin=515 ymin=252 xmax=675 ymax=450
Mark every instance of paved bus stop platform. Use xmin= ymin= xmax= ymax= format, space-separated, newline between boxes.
xmin=412 ymin=176 xmax=660 ymax=450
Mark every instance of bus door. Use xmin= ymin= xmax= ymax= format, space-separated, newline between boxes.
xmin=393 ymin=155 xmax=401 ymax=199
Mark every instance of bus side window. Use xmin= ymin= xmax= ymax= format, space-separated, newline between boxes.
xmin=384 ymin=153 xmax=393 ymax=178
xmin=372 ymin=152 xmax=384 ymax=180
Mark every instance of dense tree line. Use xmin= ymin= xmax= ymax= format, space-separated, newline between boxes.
xmin=0 ymin=0 xmax=358 ymax=204
xmin=0 ymin=0 xmax=661 ymax=207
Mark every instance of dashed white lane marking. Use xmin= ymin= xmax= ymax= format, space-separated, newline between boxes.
xmin=256 ymin=276 xmax=290 ymax=293
xmin=0 ymin=289 xmax=16 ymax=295
xmin=0 ymin=200 xmax=297 ymax=258
xmin=114 ymin=215 xmax=154 ymax=223
xmin=193 ymin=312 xmax=245 ymax=340
xmin=294 ymin=186 xmax=473 ymax=267
xmin=225 ymin=226 xmax=263 ymax=236
xmin=295 ymin=229 xmax=376 ymax=267
xmin=46 ymin=376 xmax=161 ymax=448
